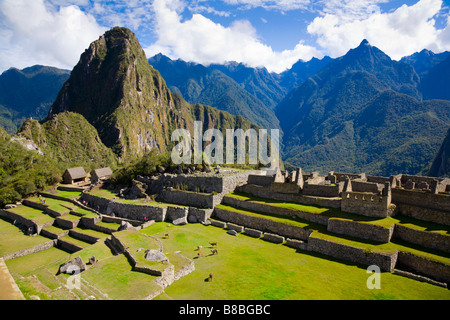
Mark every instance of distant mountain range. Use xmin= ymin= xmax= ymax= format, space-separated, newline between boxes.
xmin=276 ymin=40 xmax=450 ymax=176
xmin=0 ymin=65 xmax=70 ymax=133
xmin=1 ymin=29 xmax=450 ymax=178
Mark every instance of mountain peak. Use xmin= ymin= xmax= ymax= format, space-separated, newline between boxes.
xmin=360 ymin=39 xmax=370 ymax=46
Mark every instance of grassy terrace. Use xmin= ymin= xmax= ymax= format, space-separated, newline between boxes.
xmin=71 ymin=207 xmax=98 ymax=219
xmin=3 ymin=217 xmax=450 ymax=300
xmin=42 ymin=225 xmax=68 ymax=236
xmin=59 ymin=235 xmax=91 ymax=249
xmin=58 ymin=213 xmax=81 ymax=222
xmin=227 ymin=192 xmax=450 ymax=234
xmin=42 ymin=186 xmax=82 ymax=199
xmin=6 ymin=205 xmax=54 ymax=225
xmin=143 ymin=223 xmax=450 ymax=300
xmin=89 ymin=187 xmax=187 ymax=208
xmin=215 ymin=203 xmax=450 ymax=266
xmin=71 ymin=227 xmax=110 ymax=240
xmin=0 ymin=217 xmax=52 ymax=257
xmin=27 ymin=196 xmax=74 ymax=214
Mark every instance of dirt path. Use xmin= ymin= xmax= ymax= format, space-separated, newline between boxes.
xmin=0 ymin=258 xmax=25 ymax=300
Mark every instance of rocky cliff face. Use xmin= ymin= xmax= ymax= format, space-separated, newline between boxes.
xmin=428 ymin=127 xmax=450 ymax=177
xmin=47 ymin=27 xmax=257 ymax=162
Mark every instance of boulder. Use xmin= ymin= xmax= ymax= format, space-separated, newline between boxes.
xmin=126 ymin=180 xmax=147 ymax=199
xmin=118 ymin=220 xmax=133 ymax=231
xmin=173 ymin=216 xmax=187 ymax=225
xmin=145 ymin=249 xmax=169 ymax=263
xmin=227 ymin=229 xmax=238 ymax=236
xmin=167 ymin=207 xmax=188 ymax=225
xmin=59 ymin=256 xmax=86 ymax=274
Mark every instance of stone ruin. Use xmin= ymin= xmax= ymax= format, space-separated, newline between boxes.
xmin=244 ymin=167 xmax=450 ymax=219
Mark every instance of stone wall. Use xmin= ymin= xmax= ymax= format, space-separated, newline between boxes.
xmin=334 ymin=172 xmax=365 ymax=181
xmin=222 ymin=195 xmax=329 ymax=225
xmin=57 ymin=238 xmax=83 ymax=253
xmin=69 ymin=230 xmax=100 ymax=244
xmin=81 ymin=193 xmax=167 ymax=222
xmin=306 ymin=236 xmax=398 ymax=272
xmin=366 ymin=176 xmax=389 ymax=184
xmin=262 ymin=233 xmax=285 ymax=244
xmin=327 ymin=218 xmax=394 ymax=243
xmin=237 ymin=184 xmax=341 ymax=209
xmin=188 ymin=207 xmax=213 ymax=223
xmin=0 ymin=209 xmax=38 ymax=233
xmin=40 ymin=228 xmax=69 ymax=239
xmin=173 ymin=252 xmax=195 ymax=282
xmin=397 ymin=204 xmax=450 ymax=226
xmin=302 ymin=183 xmax=342 ymax=198
xmin=269 ymin=182 xmax=300 ymax=194
xmin=396 ymin=251 xmax=450 ymax=283
xmin=248 ymin=174 xmax=274 ymax=187
xmin=213 ymin=207 xmax=312 ymax=241
xmin=1 ymin=240 xmax=57 ymax=261
xmin=158 ymin=189 xmax=221 ymax=209
xmin=393 ymin=224 xmax=450 ymax=254
xmin=145 ymin=171 xmax=254 ymax=195
xmin=341 ymin=191 xmax=391 ymax=218
xmin=350 ymin=180 xmax=383 ymax=193
xmin=392 ymin=188 xmax=450 ymax=212
xmin=55 ymin=216 xmax=80 ymax=229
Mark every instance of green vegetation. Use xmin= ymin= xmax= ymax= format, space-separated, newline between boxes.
xmin=219 ymin=194 xmax=450 ymax=266
xmin=0 ymin=130 xmax=61 ymax=207
xmin=0 ymin=217 xmax=52 ymax=257
xmin=143 ymin=223 xmax=449 ymax=300
xmin=276 ymin=40 xmax=450 ymax=176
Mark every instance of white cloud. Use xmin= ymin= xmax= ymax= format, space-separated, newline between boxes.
xmin=145 ymin=0 xmax=321 ymax=73
xmin=221 ymin=0 xmax=311 ymax=11
xmin=0 ymin=0 xmax=106 ymax=72
xmin=307 ymin=0 xmax=450 ymax=59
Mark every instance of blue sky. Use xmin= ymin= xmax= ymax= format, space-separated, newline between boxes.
xmin=1 ymin=0 xmax=450 ymax=73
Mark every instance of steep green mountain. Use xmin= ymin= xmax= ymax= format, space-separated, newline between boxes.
xmin=421 ymin=55 xmax=450 ymax=101
xmin=0 ymin=65 xmax=70 ymax=133
xmin=1 ymin=112 xmax=116 ymax=207
xmin=276 ymin=56 xmax=333 ymax=93
xmin=428 ymin=127 xmax=450 ymax=177
xmin=148 ymin=54 xmax=280 ymax=130
xmin=17 ymin=112 xmax=117 ymax=169
xmin=46 ymin=27 xmax=258 ymax=162
xmin=400 ymin=49 xmax=450 ymax=78
xmin=0 ymin=127 xmax=60 ymax=206
xmin=208 ymin=61 xmax=286 ymax=110
xmin=276 ymin=40 xmax=449 ymax=176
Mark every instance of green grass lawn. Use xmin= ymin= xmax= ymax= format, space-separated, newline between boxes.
xmin=141 ymin=222 xmax=450 ymax=300
xmin=27 ymin=196 xmax=74 ymax=214
xmin=71 ymin=207 xmax=98 ymax=218
xmin=216 ymin=203 xmax=450 ymax=265
xmin=6 ymin=205 xmax=54 ymax=225
xmin=0 ymin=218 xmax=53 ymax=256
xmin=42 ymin=187 xmax=82 ymax=199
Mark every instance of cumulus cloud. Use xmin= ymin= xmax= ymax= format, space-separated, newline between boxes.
xmin=145 ymin=0 xmax=321 ymax=73
xmin=307 ymin=0 xmax=450 ymax=59
xmin=0 ymin=0 xmax=106 ymax=72
xmin=221 ymin=0 xmax=311 ymax=11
